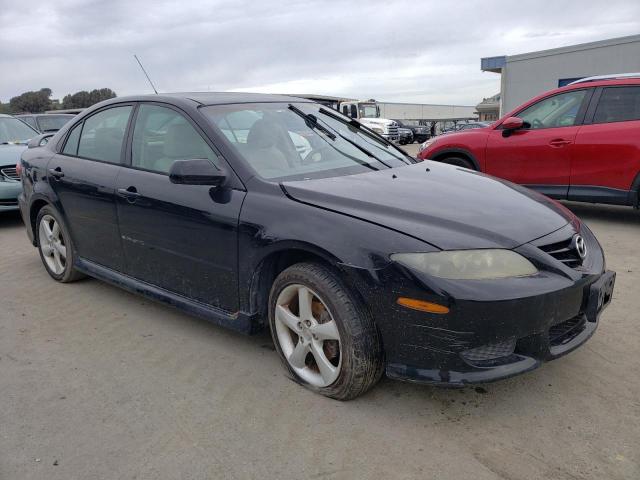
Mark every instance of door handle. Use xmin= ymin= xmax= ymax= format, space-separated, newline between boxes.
xmin=117 ymin=187 xmax=141 ymax=200
xmin=48 ymin=167 xmax=64 ymax=179
xmin=549 ymin=139 xmax=572 ymax=147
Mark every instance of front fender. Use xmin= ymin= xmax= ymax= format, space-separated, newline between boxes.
xmin=237 ymin=189 xmax=435 ymax=318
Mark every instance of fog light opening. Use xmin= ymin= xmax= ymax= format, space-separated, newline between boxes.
xmin=396 ymin=297 xmax=450 ymax=314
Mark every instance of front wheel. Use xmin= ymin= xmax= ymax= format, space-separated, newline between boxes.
xmin=269 ymin=263 xmax=383 ymax=400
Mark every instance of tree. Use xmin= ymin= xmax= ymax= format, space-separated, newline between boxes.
xmin=9 ymin=88 xmax=53 ymax=113
xmin=62 ymin=88 xmax=116 ymax=109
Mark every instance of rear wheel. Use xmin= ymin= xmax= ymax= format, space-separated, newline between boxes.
xmin=36 ymin=206 xmax=84 ymax=283
xmin=268 ymin=263 xmax=383 ymax=400
xmin=440 ymin=156 xmax=475 ymax=170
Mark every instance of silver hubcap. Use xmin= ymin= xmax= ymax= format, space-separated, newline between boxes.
xmin=274 ymin=284 xmax=342 ymax=387
xmin=38 ymin=214 xmax=67 ymax=275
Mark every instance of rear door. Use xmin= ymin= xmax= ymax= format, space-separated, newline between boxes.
xmin=47 ymin=104 xmax=133 ymax=271
xmin=570 ymin=85 xmax=640 ymax=204
xmin=484 ymin=89 xmax=590 ymax=198
xmin=115 ymin=103 xmax=245 ymax=312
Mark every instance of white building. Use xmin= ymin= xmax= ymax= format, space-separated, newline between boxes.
xmin=482 ymin=34 xmax=640 ymax=115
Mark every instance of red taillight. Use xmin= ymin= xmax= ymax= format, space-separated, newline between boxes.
xmin=15 ymin=161 xmax=22 ymax=177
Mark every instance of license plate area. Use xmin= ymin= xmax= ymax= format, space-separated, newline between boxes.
xmin=585 ymin=271 xmax=616 ymax=322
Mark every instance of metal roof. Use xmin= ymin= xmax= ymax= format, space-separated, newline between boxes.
xmin=567 ymin=72 xmax=640 ymax=85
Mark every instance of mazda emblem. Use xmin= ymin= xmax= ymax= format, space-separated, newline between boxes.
xmin=573 ymin=234 xmax=587 ymax=260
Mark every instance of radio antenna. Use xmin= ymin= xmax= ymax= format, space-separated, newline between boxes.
xmin=134 ymin=54 xmax=158 ymax=94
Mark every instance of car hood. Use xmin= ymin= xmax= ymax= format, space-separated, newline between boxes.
xmin=282 ymin=161 xmax=574 ymax=250
xmin=0 ymin=144 xmax=28 ymax=167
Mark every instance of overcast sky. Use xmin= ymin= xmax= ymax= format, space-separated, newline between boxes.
xmin=1 ymin=0 xmax=639 ymax=105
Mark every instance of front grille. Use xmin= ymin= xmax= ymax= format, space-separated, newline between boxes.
xmin=549 ymin=315 xmax=587 ymax=346
xmin=387 ymin=125 xmax=399 ymax=136
xmin=461 ymin=338 xmax=517 ymax=364
xmin=1 ymin=167 xmax=19 ymax=181
xmin=538 ymin=236 xmax=582 ymax=268
xmin=0 ymin=199 xmax=18 ymax=206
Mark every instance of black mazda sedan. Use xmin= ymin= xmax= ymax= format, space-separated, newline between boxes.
xmin=18 ymin=93 xmax=615 ymax=400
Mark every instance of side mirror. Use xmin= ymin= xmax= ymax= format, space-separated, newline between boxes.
xmin=502 ymin=117 xmax=524 ymax=131
xmin=169 ymin=159 xmax=226 ymax=186
xmin=27 ymin=133 xmax=55 ymax=149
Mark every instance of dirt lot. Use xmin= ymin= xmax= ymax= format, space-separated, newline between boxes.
xmin=1 ymin=163 xmax=639 ymax=479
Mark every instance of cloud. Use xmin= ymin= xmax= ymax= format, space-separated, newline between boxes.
xmin=1 ymin=0 xmax=639 ymax=105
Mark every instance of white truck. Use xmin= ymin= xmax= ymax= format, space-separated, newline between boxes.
xmin=336 ymin=100 xmax=399 ymax=142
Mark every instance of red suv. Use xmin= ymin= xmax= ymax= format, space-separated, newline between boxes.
xmin=418 ymin=76 xmax=640 ymax=208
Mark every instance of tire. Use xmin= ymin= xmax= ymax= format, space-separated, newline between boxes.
xmin=441 ymin=156 xmax=475 ymax=170
xmin=268 ymin=262 xmax=383 ymax=400
xmin=36 ymin=205 xmax=85 ymax=283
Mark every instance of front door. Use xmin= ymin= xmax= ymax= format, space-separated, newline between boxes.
xmin=484 ymin=89 xmax=589 ymax=198
xmin=47 ymin=105 xmax=133 ymax=271
xmin=115 ymin=103 xmax=245 ymax=312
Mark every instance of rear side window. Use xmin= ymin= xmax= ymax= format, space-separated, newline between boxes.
xmin=517 ymin=90 xmax=586 ymax=129
xmin=77 ymin=106 xmax=132 ymax=163
xmin=131 ymin=104 xmax=218 ymax=174
xmin=62 ymin=123 xmax=82 ymax=156
xmin=593 ymin=86 xmax=640 ymax=124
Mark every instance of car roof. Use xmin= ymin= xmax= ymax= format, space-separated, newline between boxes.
xmin=115 ymin=92 xmax=315 ymax=106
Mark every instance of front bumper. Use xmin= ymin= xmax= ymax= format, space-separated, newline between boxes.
xmin=385 ymin=269 xmax=615 ymax=386
xmin=341 ymin=225 xmax=615 ymax=387
xmin=0 ymin=181 xmax=21 ymax=212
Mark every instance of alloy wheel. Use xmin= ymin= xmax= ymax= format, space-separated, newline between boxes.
xmin=38 ymin=214 xmax=67 ymax=275
xmin=274 ymin=284 xmax=342 ymax=387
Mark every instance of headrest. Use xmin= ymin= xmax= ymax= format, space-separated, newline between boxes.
xmin=247 ymin=119 xmax=281 ymax=149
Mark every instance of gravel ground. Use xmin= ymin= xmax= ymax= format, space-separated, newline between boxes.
xmin=1 ymin=165 xmax=639 ymax=479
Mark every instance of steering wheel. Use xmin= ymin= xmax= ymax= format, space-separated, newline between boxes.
xmin=531 ymin=119 xmax=544 ymax=129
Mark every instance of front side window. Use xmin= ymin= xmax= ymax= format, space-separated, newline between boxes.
xmin=359 ymin=104 xmax=378 ymax=118
xmin=517 ymin=90 xmax=587 ymax=129
xmin=131 ymin=104 xmax=218 ymax=174
xmin=203 ymin=102 xmax=412 ymax=181
xmin=593 ymin=86 xmax=640 ymax=124
xmin=77 ymin=106 xmax=132 ymax=163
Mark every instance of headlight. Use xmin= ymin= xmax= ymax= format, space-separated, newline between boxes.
xmin=391 ymin=250 xmax=538 ymax=280
xmin=419 ymin=137 xmax=437 ymax=152
xmin=371 ymin=127 xmax=384 ymax=134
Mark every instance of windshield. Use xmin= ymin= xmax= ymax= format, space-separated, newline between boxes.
xmin=202 ymin=102 xmax=413 ymax=181
xmin=359 ymin=104 xmax=379 ymax=118
xmin=36 ymin=115 xmax=74 ymax=132
xmin=0 ymin=117 xmax=37 ymax=143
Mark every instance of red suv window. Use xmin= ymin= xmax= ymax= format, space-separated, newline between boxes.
xmin=593 ymin=86 xmax=640 ymax=124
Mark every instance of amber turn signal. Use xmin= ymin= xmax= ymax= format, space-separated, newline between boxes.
xmin=396 ymin=297 xmax=450 ymax=314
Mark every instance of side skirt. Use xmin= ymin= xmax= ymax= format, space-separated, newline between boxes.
xmin=75 ymin=258 xmax=258 ymax=334
xmin=524 ymin=184 xmax=634 ymax=206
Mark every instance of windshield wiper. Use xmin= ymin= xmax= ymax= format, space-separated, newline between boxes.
xmin=318 ymin=107 xmax=414 ymax=164
xmin=288 ymin=104 xmax=336 ymax=140
xmin=334 ymin=131 xmax=391 ymax=168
